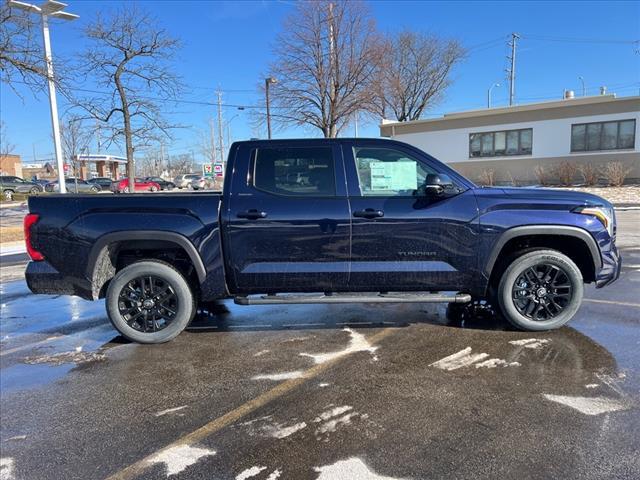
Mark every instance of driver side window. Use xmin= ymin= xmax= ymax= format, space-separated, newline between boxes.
xmin=353 ymin=147 xmax=438 ymax=197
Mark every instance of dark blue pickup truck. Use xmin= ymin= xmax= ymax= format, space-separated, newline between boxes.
xmin=24 ymin=138 xmax=621 ymax=343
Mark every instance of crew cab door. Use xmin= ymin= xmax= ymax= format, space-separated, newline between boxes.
xmin=344 ymin=141 xmax=479 ymax=291
xmin=222 ymin=142 xmax=351 ymax=294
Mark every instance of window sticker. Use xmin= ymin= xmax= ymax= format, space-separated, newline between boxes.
xmin=369 ymin=161 xmax=417 ymax=191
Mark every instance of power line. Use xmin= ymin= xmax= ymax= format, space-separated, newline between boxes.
xmin=520 ymin=34 xmax=639 ymax=45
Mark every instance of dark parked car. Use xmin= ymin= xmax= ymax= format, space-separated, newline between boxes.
xmin=24 ymin=138 xmax=620 ymax=344
xmin=0 ymin=175 xmax=43 ymax=200
xmin=88 ymin=177 xmax=115 ymax=189
xmin=143 ymin=176 xmax=175 ymax=190
xmin=45 ymin=178 xmax=101 ymax=193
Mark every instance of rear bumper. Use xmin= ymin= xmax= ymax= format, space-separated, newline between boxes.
xmin=595 ymin=244 xmax=621 ymax=288
xmin=25 ymin=261 xmax=92 ymax=299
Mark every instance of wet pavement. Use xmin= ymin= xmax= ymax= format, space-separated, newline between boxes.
xmin=0 ymin=211 xmax=639 ymax=480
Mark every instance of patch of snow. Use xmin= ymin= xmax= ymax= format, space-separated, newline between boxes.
xmin=429 ymin=347 xmax=489 ymax=371
xmin=75 ymin=346 xmax=83 ymax=352
xmin=262 ymin=421 xmax=307 ymax=439
xmin=316 ymin=413 xmax=358 ymax=434
xmin=236 ymin=466 xmax=267 ymax=480
xmin=266 ymin=470 xmax=282 ymax=480
xmin=475 ymin=358 xmax=521 ymax=369
xmin=300 ymin=328 xmax=377 ymax=364
xmin=253 ymin=350 xmax=270 ymax=357
xmin=155 ymin=406 xmax=188 ymax=417
xmin=314 ymin=458 xmax=407 ymax=480
xmin=147 ymin=445 xmax=216 ymax=476
xmin=585 ymin=384 xmax=599 ymax=389
xmin=508 ymin=338 xmax=551 ymax=349
xmin=239 ymin=415 xmax=272 ymax=426
xmin=251 ymin=371 xmax=304 ymax=381
xmin=283 ymin=336 xmax=312 ymax=343
xmin=5 ymin=436 xmax=26 ymax=442
xmin=314 ymin=406 xmax=353 ymax=422
xmin=543 ymin=394 xmax=629 ymax=416
xmin=0 ymin=458 xmax=14 ymax=480
xmin=22 ymin=349 xmax=106 ymax=366
xmin=318 ymin=383 xmax=330 ymax=388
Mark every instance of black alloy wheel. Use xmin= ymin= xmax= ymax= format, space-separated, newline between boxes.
xmin=117 ymin=275 xmax=179 ymax=333
xmin=511 ymin=263 xmax=572 ymax=321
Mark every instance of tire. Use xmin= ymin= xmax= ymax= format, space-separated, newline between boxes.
xmin=497 ymin=249 xmax=583 ymax=331
xmin=123 ymin=187 xmax=130 ymax=193
xmin=3 ymin=190 xmax=14 ymax=201
xmin=29 ymin=187 xmax=40 ymax=194
xmin=149 ymin=185 xmax=158 ymax=192
xmin=90 ymin=186 xmax=100 ymax=193
xmin=105 ymin=260 xmax=196 ymax=343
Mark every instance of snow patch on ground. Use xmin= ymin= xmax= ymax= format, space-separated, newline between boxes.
xmin=300 ymin=328 xmax=377 ymax=364
xmin=0 ymin=458 xmax=14 ymax=480
xmin=429 ymin=347 xmax=489 ymax=371
xmin=313 ymin=406 xmax=367 ymax=439
xmin=315 ymin=406 xmax=353 ymax=421
xmin=262 ymin=421 xmax=307 ymax=439
xmin=22 ymin=349 xmax=106 ymax=366
xmin=147 ymin=445 xmax=216 ymax=476
xmin=585 ymin=384 xmax=599 ymax=389
xmin=252 ymin=371 xmax=304 ymax=381
xmin=236 ymin=466 xmax=267 ymax=479
xmin=5 ymin=436 xmax=26 ymax=442
xmin=318 ymin=383 xmax=330 ymax=388
xmin=314 ymin=458 xmax=407 ymax=480
xmin=155 ymin=406 xmax=187 ymax=417
xmin=475 ymin=358 xmax=521 ymax=369
xmin=265 ymin=469 xmax=282 ymax=479
xmin=543 ymin=394 xmax=630 ymax=415
xmin=508 ymin=338 xmax=551 ymax=349
xmin=253 ymin=350 xmax=270 ymax=357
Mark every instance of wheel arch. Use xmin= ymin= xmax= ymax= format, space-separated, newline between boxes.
xmin=485 ymin=226 xmax=601 ymax=289
xmin=87 ymin=231 xmax=206 ymax=300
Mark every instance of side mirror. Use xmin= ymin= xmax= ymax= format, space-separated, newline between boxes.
xmin=423 ymin=173 xmax=454 ymax=196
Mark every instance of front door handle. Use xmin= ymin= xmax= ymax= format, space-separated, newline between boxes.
xmin=353 ymin=208 xmax=384 ymax=219
xmin=237 ymin=209 xmax=268 ymax=220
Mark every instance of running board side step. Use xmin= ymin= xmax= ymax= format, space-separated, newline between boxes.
xmin=234 ymin=292 xmax=472 ymax=306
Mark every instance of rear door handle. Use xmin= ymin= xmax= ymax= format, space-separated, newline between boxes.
xmin=237 ymin=209 xmax=268 ymax=220
xmin=353 ymin=208 xmax=384 ymax=219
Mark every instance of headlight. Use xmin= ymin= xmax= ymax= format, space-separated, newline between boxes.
xmin=574 ymin=206 xmax=615 ymax=237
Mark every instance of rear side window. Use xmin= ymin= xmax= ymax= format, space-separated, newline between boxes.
xmin=253 ymin=147 xmax=336 ymax=196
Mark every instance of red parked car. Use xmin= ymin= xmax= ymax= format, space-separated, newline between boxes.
xmin=110 ymin=178 xmax=161 ymax=193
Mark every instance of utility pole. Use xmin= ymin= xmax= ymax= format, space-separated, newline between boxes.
xmin=209 ymin=118 xmax=217 ymax=163
xmin=9 ymin=1 xmax=79 ymax=193
xmin=216 ymin=91 xmax=225 ymax=162
xmin=265 ymin=77 xmax=277 ymax=139
xmin=507 ymin=33 xmax=519 ymax=106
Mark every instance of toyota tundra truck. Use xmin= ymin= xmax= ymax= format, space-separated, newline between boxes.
xmin=23 ymin=138 xmax=621 ymax=343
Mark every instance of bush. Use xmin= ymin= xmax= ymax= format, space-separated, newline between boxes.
xmin=478 ymin=169 xmax=495 ymax=186
xmin=551 ymin=161 xmax=578 ymax=186
xmin=533 ymin=164 xmax=549 ymax=186
xmin=600 ymin=162 xmax=632 ymax=187
xmin=578 ymin=163 xmax=599 ymax=186
xmin=506 ymin=171 xmax=519 ymax=187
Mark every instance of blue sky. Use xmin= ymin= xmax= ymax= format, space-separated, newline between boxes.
xmin=1 ymin=0 xmax=639 ymax=164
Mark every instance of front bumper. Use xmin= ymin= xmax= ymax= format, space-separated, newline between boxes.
xmin=595 ymin=244 xmax=621 ymax=288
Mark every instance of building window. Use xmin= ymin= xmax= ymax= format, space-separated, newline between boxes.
xmin=571 ymin=119 xmax=636 ymax=152
xmin=469 ymin=128 xmax=532 ymax=157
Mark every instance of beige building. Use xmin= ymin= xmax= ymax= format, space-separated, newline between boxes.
xmin=0 ymin=154 xmax=22 ymax=177
xmin=380 ymin=94 xmax=639 ymax=185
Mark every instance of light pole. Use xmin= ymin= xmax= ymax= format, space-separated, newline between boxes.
xmin=487 ymin=82 xmax=500 ymax=108
xmin=265 ymin=77 xmax=277 ymax=139
xmin=225 ymin=107 xmax=244 ymax=148
xmin=8 ymin=1 xmax=79 ymax=194
xmin=578 ymin=76 xmax=586 ymax=97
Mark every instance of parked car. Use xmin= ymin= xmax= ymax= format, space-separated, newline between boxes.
xmin=143 ymin=176 xmax=175 ymax=190
xmin=0 ymin=175 xmax=43 ymax=200
xmin=25 ymin=138 xmax=621 ymax=344
xmin=189 ymin=176 xmax=218 ymax=190
xmin=44 ymin=178 xmax=101 ymax=193
xmin=110 ymin=178 xmax=161 ymax=193
xmin=173 ymin=173 xmax=200 ymax=189
xmin=88 ymin=177 xmax=115 ymax=189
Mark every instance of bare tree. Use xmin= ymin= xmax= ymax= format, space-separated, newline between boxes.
xmin=266 ymin=1 xmax=382 ymax=138
xmin=60 ymin=116 xmax=91 ymax=178
xmin=0 ymin=120 xmax=16 ymax=156
xmin=0 ymin=2 xmax=46 ymax=94
xmin=200 ymin=120 xmax=218 ymax=165
xmin=75 ymin=6 xmax=182 ymax=192
xmin=371 ymin=31 xmax=465 ymax=121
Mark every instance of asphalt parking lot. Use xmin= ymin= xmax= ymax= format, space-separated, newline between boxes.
xmin=1 ymin=211 xmax=639 ymax=480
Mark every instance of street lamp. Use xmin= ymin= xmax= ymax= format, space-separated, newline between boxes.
xmin=487 ymin=82 xmax=500 ymax=108
xmin=8 ymin=0 xmax=79 ymax=194
xmin=578 ymin=76 xmax=586 ymax=97
xmin=225 ymin=107 xmax=245 ymax=147
xmin=265 ymin=77 xmax=277 ymax=139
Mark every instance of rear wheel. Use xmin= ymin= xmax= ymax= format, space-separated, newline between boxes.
xmin=106 ymin=260 xmax=196 ymax=343
xmin=123 ymin=186 xmax=130 ymax=193
xmin=3 ymin=189 xmax=14 ymax=201
xmin=29 ymin=187 xmax=40 ymax=194
xmin=90 ymin=186 xmax=100 ymax=193
xmin=497 ymin=249 xmax=583 ymax=331
xmin=149 ymin=185 xmax=158 ymax=192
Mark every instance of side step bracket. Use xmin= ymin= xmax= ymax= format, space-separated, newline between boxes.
xmin=234 ymin=292 xmax=471 ymax=306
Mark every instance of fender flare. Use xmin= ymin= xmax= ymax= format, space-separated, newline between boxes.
xmin=484 ymin=225 xmax=602 ymax=276
xmin=87 ymin=231 xmax=207 ymax=285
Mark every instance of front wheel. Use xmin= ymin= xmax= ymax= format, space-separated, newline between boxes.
xmin=90 ymin=186 xmax=100 ymax=193
xmin=3 ymin=190 xmax=14 ymax=201
xmin=105 ymin=260 xmax=196 ymax=343
xmin=149 ymin=185 xmax=158 ymax=192
xmin=29 ymin=187 xmax=40 ymax=194
xmin=497 ymin=249 xmax=583 ymax=331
